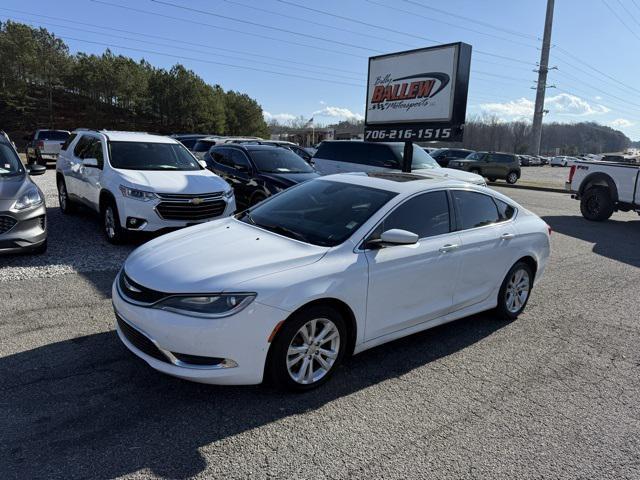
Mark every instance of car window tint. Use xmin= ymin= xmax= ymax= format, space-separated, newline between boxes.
xmin=452 ymin=190 xmax=501 ymax=230
xmin=230 ymin=150 xmax=251 ymax=169
xmin=73 ymin=135 xmax=92 ymax=157
xmin=211 ymin=148 xmax=233 ymax=167
xmin=466 ymin=152 xmax=485 ymax=160
xmin=38 ymin=130 xmax=69 ymax=141
xmin=495 ymin=199 xmax=516 ymax=221
xmin=84 ymin=139 xmax=104 ymax=167
xmin=61 ymin=133 xmax=77 ymax=151
xmin=491 ymin=153 xmax=514 ymax=164
xmin=373 ymin=191 xmax=450 ymax=239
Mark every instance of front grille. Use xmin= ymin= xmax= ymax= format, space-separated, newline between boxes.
xmin=156 ymin=192 xmax=223 ymax=201
xmin=156 ymin=199 xmax=227 ymax=221
xmin=116 ymin=315 xmax=169 ymax=364
xmin=119 ymin=271 xmax=167 ymax=305
xmin=0 ymin=215 xmax=17 ymax=235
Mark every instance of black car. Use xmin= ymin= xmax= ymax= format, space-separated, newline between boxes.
xmin=171 ymin=134 xmax=209 ymax=150
xmin=429 ymin=148 xmax=474 ymax=167
xmin=206 ymin=144 xmax=320 ymax=209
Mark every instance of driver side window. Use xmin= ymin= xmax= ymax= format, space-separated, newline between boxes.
xmin=370 ymin=191 xmax=451 ymax=240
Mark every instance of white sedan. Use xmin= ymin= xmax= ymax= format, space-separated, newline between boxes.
xmin=113 ymin=173 xmax=551 ymax=390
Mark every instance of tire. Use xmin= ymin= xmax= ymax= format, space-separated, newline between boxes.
xmin=26 ymin=155 xmax=35 ymax=166
xmin=488 ymin=177 xmax=497 ymax=182
xmin=57 ymin=177 xmax=76 ymax=214
xmin=580 ymin=186 xmax=614 ymax=221
xmin=267 ymin=305 xmax=347 ymax=391
xmin=469 ymin=168 xmax=481 ymax=176
xmin=101 ymin=198 xmax=126 ymax=244
xmin=495 ymin=261 xmax=534 ymax=321
xmin=506 ymin=171 xmax=519 ymax=184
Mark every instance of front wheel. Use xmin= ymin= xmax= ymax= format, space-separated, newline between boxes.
xmin=101 ymin=199 xmax=126 ymax=244
xmin=57 ymin=177 xmax=76 ymax=214
xmin=506 ymin=171 xmax=518 ymax=184
xmin=495 ymin=261 xmax=533 ymax=320
xmin=488 ymin=177 xmax=497 ymax=182
xmin=580 ymin=186 xmax=614 ymax=221
xmin=267 ymin=305 xmax=347 ymax=391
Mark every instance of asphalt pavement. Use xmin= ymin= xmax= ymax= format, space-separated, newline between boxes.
xmin=1 ymin=170 xmax=640 ymax=479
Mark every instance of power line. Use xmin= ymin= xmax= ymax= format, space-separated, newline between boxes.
xmin=553 ymin=69 xmax=640 ymax=110
xmin=615 ymin=0 xmax=640 ymax=28
xmin=275 ymin=0 xmax=536 ymax=66
xmin=89 ymin=0 xmax=363 ymax=59
xmin=149 ymin=0 xmax=379 ymax=53
xmin=553 ymin=86 xmax=640 ymax=120
xmin=602 ymin=0 xmax=640 ymax=42
xmin=399 ymin=0 xmax=539 ymax=41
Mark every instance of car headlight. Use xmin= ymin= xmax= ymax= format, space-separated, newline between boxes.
xmin=153 ymin=293 xmax=256 ymax=318
xmin=119 ymin=185 xmax=157 ymax=202
xmin=224 ymin=188 xmax=234 ymax=199
xmin=12 ymin=187 xmax=43 ymax=211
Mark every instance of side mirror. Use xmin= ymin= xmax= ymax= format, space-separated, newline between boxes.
xmin=379 ymin=229 xmax=419 ymax=245
xmin=82 ymin=157 xmax=99 ymax=168
xmin=26 ymin=164 xmax=46 ymax=176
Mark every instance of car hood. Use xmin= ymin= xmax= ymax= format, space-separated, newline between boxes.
xmin=259 ymin=171 xmax=320 ymax=187
xmin=116 ymin=169 xmax=228 ymax=194
xmin=124 ymin=217 xmax=329 ymax=293
xmin=414 ymin=167 xmax=485 ymax=185
xmin=0 ymin=174 xmax=28 ymax=200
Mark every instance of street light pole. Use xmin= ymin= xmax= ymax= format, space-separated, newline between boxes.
xmin=530 ymin=0 xmax=555 ymax=156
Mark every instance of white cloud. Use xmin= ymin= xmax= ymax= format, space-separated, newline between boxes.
xmin=319 ymin=100 xmax=326 ymax=105
xmin=610 ymin=118 xmax=634 ymax=128
xmin=263 ymin=111 xmax=297 ymax=123
xmin=312 ymin=106 xmax=364 ymax=121
xmin=477 ymin=93 xmax=610 ymax=121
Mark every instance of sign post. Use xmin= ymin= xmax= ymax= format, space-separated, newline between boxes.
xmin=364 ymin=43 xmax=472 ymax=173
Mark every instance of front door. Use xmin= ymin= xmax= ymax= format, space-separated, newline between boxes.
xmin=78 ymin=137 xmax=104 ymax=210
xmin=364 ymin=191 xmax=462 ymax=341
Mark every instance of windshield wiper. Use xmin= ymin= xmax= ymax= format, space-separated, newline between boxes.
xmin=256 ymin=222 xmax=310 ymax=243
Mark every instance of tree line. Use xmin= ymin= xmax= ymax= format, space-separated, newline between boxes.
xmin=0 ymin=21 xmax=269 ymax=143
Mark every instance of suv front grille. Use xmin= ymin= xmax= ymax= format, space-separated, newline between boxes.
xmin=0 ymin=215 xmax=17 ymax=235
xmin=155 ymin=192 xmax=226 ymax=221
xmin=119 ymin=271 xmax=167 ymax=305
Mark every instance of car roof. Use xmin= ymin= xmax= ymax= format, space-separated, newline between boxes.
xmin=321 ymin=172 xmax=475 ymax=194
xmin=74 ymin=130 xmax=179 ymax=144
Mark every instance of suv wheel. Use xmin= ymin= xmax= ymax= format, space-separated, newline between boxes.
xmin=267 ymin=305 xmax=347 ymax=391
xmin=57 ymin=178 xmax=75 ymax=214
xmin=495 ymin=261 xmax=533 ymax=320
xmin=506 ymin=171 xmax=518 ymax=184
xmin=102 ymin=199 xmax=126 ymax=244
xmin=580 ymin=186 xmax=614 ymax=221
xmin=470 ymin=168 xmax=481 ymax=176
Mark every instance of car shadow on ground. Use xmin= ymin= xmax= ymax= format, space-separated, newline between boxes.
xmin=543 ymin=215 xmax=640 ymax=268
xmin=1 ymin=309 xmax=508 ymax=479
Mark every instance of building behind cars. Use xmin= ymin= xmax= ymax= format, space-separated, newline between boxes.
xmin=26 ymin=129 xmax=70 ymax=166
xmin=429 ymin=148 xmax=474 ymax=167
xmin=56 ymin=130 xmax=235 ymax=243
xmin=447 ymin=151 xmax=521 ymax=184
xmin=312 ymin=141 xmax=486 ymax=186
xmin=0 ymin=131 xmax=47 ymax=254
xmin=206 ymin=144 xmax=319 ymax=209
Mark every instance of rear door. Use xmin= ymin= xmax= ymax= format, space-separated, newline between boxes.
xmin=450 ymin=190 xmax=519 ymax=310
xmin=78 ymin=137 xmax=105 ymax=210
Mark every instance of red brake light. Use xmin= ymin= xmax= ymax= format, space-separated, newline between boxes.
xmin=568 ymin=165 xmax=577 ymax=183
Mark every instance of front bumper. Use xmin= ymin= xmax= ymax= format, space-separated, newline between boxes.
xmin=112 ymin=278 xmax=288 ymax=385
xmin=0 ymin=204 xmax=47 ymax=254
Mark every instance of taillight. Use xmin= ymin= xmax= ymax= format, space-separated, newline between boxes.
xmin=36 ymin=140 xmax=45 ymax=149
xmin=568 ymin=165 xmax=577 ymax=183
xmin=547 ymin=225 xmax=552 ymax=236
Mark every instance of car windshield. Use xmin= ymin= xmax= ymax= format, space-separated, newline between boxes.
xmin=0 ymin=143 xmax=25 ymax=177
xmin=38 ymin=130 xmax=69 ymax=141
xmin=238 ymin=180 xmax=397 ymax=247
xmin=249 ymin=148 xmax=314 ymax=173
xmin=389 ymin=144 xmax=440 ymax=169
xmin=109 ymin=142 xmax=201 ymax=170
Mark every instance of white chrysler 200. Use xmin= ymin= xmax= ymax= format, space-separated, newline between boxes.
xmin=113 ymin=172 xmax=551 ymax=390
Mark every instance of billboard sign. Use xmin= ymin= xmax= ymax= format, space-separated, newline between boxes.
xmin=364 ymin=42 xmax=472 ymax=142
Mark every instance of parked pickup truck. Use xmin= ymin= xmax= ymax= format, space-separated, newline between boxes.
xmin=26 ymin=129 xmax=71 ymax=166
xmin=566 ymin=160 xmax=640 ymax=221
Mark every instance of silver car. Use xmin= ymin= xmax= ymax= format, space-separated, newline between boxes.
xmin=0 ymin=133 xmax=47 ymax=254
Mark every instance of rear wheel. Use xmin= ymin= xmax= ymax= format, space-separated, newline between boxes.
xmin=495 ymin=261 xmax=533 ymax=320
xmin=101 ymin=198 xmax=126 ymax=244
xmin=267 ymin=305 xmax=347 ymax=391
xmin=580 ymin=186 xmax=614 ymax=221
xmin=57 ymin=177 xmax=76 ymax=214
xmin=506 ymin=171 xmax=518 ymax=184
xmin=488 ymin=177 xmax=497 ymax=182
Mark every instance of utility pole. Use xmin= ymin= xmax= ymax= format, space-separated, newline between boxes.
xmin=530 ymin=0 xmax=555 ymax=156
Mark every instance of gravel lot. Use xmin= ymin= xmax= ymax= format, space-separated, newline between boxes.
xmin=2 ymin=169 xmax=640 ymax=479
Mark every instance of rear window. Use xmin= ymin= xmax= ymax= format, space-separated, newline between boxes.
xmin=37 ymin=130 xmax=69 ymax=141
xmin=315 ymin=142 xmax=395 ymax=166
xmin=467 ymin=152 xmax=485 ymax=160
xmin=193 ymin=140 xmax=217 ymax=152
xmin=491 ymin=153 xmax=515 ymax=164
xmin=452 ymin=190 xmax=500 ymax=230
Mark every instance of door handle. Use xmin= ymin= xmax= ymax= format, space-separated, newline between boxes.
xmin=500 ymin=233 xmax=515 ymax=240
xmin=439 ymin=244 xmax=459 ymax=253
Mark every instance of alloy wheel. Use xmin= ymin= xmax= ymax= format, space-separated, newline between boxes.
xmin=58 ymin=182 xmax=67 ymax=210
xmin=104 ymin=206 xmax=116 ymax=239
xmin=286 ymin=318 xmax=340 ymax=385
xmin=505 ymin=268 xmax=530 ymax=313
xmin=507 ymin=172 xmax=518 ymax=184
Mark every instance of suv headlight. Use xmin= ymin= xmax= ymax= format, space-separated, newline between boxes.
xmin=224 ymin=188 xmax=234 ymax=199
xmin=154 ymin=293 xmax=256 ymax=318
xmin=119 ymin=185 xmax=157 ymax=202
xmin=12 ymin=187 xmax=43 ymax=211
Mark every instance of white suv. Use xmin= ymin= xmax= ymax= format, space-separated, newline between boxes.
xmin=56 ymin=130 xmax=236 ymax=243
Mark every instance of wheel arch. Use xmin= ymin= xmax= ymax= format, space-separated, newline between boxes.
xmin=579 ymin=172 xmax=618 ymax=203
xmin=514 ymin=255 xmax=538 ymax=281
xmin=99 ymin=188 xmax=116 ymax=212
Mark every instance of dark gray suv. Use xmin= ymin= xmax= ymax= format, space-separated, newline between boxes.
xmin=0 ymin=133 xmax=47 ymax=254
xmin=447 ymin=151 xmax=521 ymax=184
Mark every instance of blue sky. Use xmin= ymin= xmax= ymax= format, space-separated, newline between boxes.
xmin=2 ymin=0 xmax=639 ymax=140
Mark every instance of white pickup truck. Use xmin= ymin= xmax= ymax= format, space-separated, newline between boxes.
xmin=26 ymin=129 xmax=71 ymax=166
xmin=566 ymin=160 xmax=640 ymax=221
